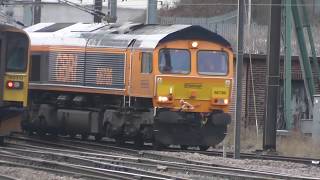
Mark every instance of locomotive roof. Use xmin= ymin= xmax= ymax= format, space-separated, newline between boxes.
xmin=25 ymin=22 xmax=231 ymax=49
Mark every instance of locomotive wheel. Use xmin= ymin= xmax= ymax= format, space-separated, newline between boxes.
xmin=153 ymin=140 xmax=166 ymax=150
xmin=69 ymin=133 xmax=76 ymax=139
xmin=94 ymin=134 xmax=103 ymax=141
xmin=199 ymin=146 xmax=210 ymax=151
xmin=81 ymin=134 xmax=88 ymax=140
xmin=180 ymin=145 xmax=189 ymax=150
xmin=115 ymin=136 xmax=125 ymax=146
xmin=37 ymin=130 xmax=45 ymax=136
xmin=27 ymin=130 xmax=34 ymax=136
xmin=50 ymin=132 xmax=58 ymax=137
xmin=134 ymin=135 xmax=144 ymax=149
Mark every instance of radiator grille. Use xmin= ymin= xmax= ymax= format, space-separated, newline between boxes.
xmin=49 ymin=51 xmax=85 ymax=84
xmin=48 ymin=49 xmax=125 ymax=89
xmin=85 ymin=52 xmax=125 ymax=89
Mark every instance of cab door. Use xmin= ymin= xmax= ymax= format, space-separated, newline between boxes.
xmin=130 ymin=51 xmax=154 ymax=97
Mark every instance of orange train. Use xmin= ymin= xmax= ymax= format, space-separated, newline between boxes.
xmin=22 ymin=22 xmax=233 ymax=150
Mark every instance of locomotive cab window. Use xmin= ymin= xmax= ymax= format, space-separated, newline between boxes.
xmin=159 ymin=49 xmax=190 ymax=74
xmin=197 ymin=50 xmax=228 ymax=75
xmin=6 ymin=32 xmax=28 ymax=72
xmin=141 ymin=52 xmax=153 ymax=73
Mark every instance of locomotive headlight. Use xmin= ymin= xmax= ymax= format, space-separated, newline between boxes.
xmin=212 ymin=98 xmax=229 ymax=105
xmin=158 ymin=96 xmax=169 ymax=102
xmin=191 ymin=41 xmax=198 ymax=48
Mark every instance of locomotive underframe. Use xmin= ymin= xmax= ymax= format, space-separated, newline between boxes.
xmin=154 ymin=109 xmax=230 ymax=149
xmin=22 ymin=90 xmax=231 ymax=149
xmin=22 ymin=90 xmax=155 ymax=143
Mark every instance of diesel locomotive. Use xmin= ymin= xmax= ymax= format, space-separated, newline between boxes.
xmin=0 ymin=24 xmax=30 ymax=134
xmin=22 ymin=22 xmax=233 ymax=150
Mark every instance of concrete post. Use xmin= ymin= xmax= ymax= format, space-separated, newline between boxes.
xmin=312 ymin=95 xmax=320 ymax=144
xmin=107 ymin=0 xmax=117 ymax=23
xmin=23 ymin=0 xmax=33 ymax=26
xmin=94 ymin=0 xmax=103 ymax=23
xmin=234 ymin=0 xmax=245 ymax=159
xmin=34 ymin=0 xmax=41 ymax=24
xmin=146 ymin=0 xmax=158 ymax=24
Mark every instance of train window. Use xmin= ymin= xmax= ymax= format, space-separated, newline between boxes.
xmin=30 ymin=55 xmax=41 ymax=81
xmin=6 ymin=33 xmax=28 ymax=72
xmin=141 ymin=52 xmax=152 ymax=73
xmin=197 ymin=51 xmax=228 ymax=75
xmin=159 ymin=49 xmax=190 ymax=74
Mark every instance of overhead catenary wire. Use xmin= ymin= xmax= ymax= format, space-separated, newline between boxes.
xmin=1 ymin=1 xmax=319 ymax=7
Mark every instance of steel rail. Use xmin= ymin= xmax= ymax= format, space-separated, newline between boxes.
xmin=176 ymin=149 xmax=320 ymax=165
xmin=5 ymin=135 xmax=318 ymax=180
xmin=0 ymin=159 xmax=129 ymax=180
xmin=0 ymin=153 xmax=173 ymax=180
xmin=0 ymin=146 xmax=277 ymax=180
xmin=12 ymin=132 xmax=319 ymax=166
xmin=0 ymin=174 xmax=17 ymax=180
xmin=0 ymin=147 xmax=184 ymax=180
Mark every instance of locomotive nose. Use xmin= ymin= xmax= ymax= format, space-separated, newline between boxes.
xmin=155 ymin=76 xmax=231 ymax=112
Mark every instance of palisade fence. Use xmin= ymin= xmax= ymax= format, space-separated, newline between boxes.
xmin=160 ymin=16 xmax=320 ymax=56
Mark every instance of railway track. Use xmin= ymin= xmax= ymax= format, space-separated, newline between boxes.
xmin=174 ymin=149 xmax=320 ymax=165
xmin=11 ymin=131 xmax=320 ymax=166
xmin=0 ymin=145 xmax=294 ymax=180
xmin=0 ymin=151 xmax=178 ymax=179
xmin=2 ymin=133 xmax=318 ymax=180
xmin=0 ymin=174 xmax=17 ymax=180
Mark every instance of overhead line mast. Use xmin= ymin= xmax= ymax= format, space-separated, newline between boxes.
xmin=263 ymin=0 xmax=281 ymax=151
xmin=234 ymin=0 xmax=245 ymax=159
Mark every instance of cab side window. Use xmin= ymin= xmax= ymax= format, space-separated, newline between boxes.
xmin=141 ymin=52 xmax=153 ymax=73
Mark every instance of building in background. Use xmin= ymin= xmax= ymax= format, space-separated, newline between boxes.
xmin=0 ymin=0 xmax=179 ymax=26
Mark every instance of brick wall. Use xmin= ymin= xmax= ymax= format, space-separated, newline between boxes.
xmin=242 ymin=55 xmax=319 ymax=129
xmin=229 ymin=59 xmax=248 ymax=126
xmin=245 ymin=56 xmax=267 ymax=127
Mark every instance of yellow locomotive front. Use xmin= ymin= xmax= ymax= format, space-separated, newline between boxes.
xmin=152 ymin=40 xmax=233 ymax=149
